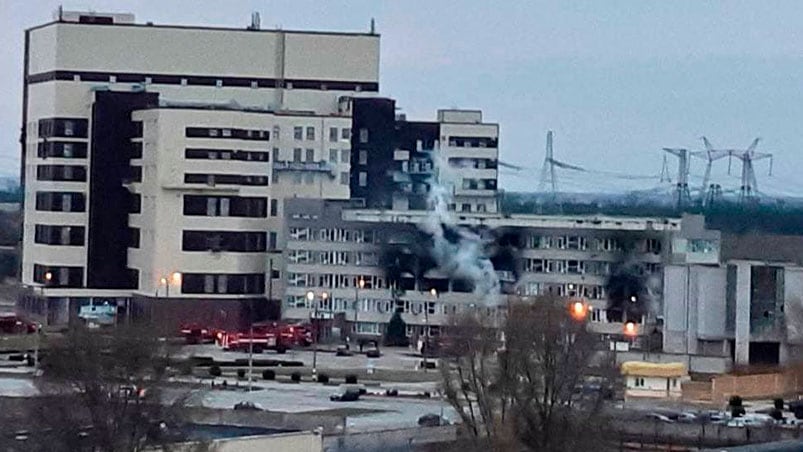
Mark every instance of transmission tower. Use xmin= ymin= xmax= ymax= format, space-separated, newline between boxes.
xmin=538 ymin=131 xmax=557 ymax=195
xmin=662 ymin=147 xmax=691 ymax=209
xmin=691 ymin=136 xmax=731 ymax=207
xmin=730 ymin=138 xmax=772 ymax=204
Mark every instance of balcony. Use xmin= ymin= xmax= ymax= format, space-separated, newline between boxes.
xmin=272 ymin=160 xmax=336 ymax=175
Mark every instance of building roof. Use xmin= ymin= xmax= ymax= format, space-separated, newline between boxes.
xmin=621 ymin=361 xmax=687 ymax=378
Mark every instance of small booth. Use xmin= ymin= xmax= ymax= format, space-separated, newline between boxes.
xmin=621 ymin=361 xmax=689 ymax=399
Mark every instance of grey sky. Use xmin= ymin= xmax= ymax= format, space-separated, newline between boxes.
xmin=3 ymin=1 xmax=803 ymax=195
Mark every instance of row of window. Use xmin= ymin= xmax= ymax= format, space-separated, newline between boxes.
xmin=181 ymin=273 xmax=264 ymax=295
xmin=447 ymin=136 xmax=498 ymax=148
xmin=185 ymin=148 xmax=270 ymax=162
xmin=287 ymin=250 xmax=379 ymax=266
xmin=33 ymin=264 xmax=83 ymax=287
xmin=287 ymin=273 xmax=386 ymax=289
xmin=523 ymin=259 xmax=661 ymax=276
xmin=29 ymin=70 xmax=379 ymax=93
xmin=182 ymin=231 xmax=267 ymax=253
xmin=34 ymin=225 xmax=85 ymax=246
xmin=36 ymin=165 xmax=87 ymax=182
xmin=37 ymin=141 xmax=88 ymax=159
xmin=185 ymin=127 xmax=270 ymax=141
xmin=38 ymin=118 xmax=88 ymax=139
xmin=461 ymin=178 xmax=498 ymax=190
xmin=521 ymin=281 xmax=607 ymax=300
xmin=284 ymin=296 xmax=501 ymax=320
xmin=525 ymin=236 xmax=661 ymax=253
xmin=35 ymin=192 xmax=85 ymax=212
xmin=288 ymin=227 xmax=378 ymax=243
xmin=184 ymin=173 xmax=269 ymax=186
xmin=183 ymin=195 xmax=268 ymax=218
xmin=447 ymin=158 xmax=498 ymax=170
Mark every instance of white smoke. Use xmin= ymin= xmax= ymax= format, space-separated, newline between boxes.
xmin=419 ymin=145 xmax=501 ymax=304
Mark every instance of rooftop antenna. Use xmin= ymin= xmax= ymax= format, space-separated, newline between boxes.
xmin=538 ymin=131 xmax=557 ymax=195
xmin=662 ymin=147 xmax=691 ymax=209
xmin=370 ymin=18 xmax=376 ymax=34
xmin=248 ymin=12 xmax=261 ymax=30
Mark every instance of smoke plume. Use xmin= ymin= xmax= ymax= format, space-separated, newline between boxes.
xmin=419 ymin=147 xmax=501 ymax=304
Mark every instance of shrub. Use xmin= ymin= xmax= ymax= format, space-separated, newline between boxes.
xmin=345 ymin=374 xmax=358 ymax=384
xmin=291 ymin=372 xmax=301 ymax=382
xmin=236 ymin=368 xmax=246 ymax=379
xmin=317 ymin=373 xmax=329 ymax=383
xmin=729 ymin=395 xmax=743 ymax=407
xmin=209 ymin=365 xmax=222 ymax=377
xmin=731 ymin=406 xmax=746 ymax=418
xmin=262 ymin=369 xmax=275 ymax=380
xmin=774 ymin=398 xmax=785 ymax=410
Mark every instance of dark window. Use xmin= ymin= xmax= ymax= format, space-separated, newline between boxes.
xmin=185 ymin=148 xmax=268 ymax=162
xmin=38 ymin=118 xmax=88 ymax=138
xmin=36 ymin=165 xmax=87 ymax=182
xmin=184 ymin=174 xmax=268 ymax=186
xmin=37 ymin=141 xmax=88 ymax=158
xmin=183 ymin=195 xmax=267 ymax=217
xmin=129 ymin=193 xmax=141 ymax=214
xmin=182 ymin=231 xmax=266 ymax=252
xmin=269 ymin=232 xmax=277 ymax=250
xmin=185 ymin=127 xmax=270 ymax=141
xmin=130 ymin=142 xmax=143 ymax=159
xmin=129 ymin=228 xmax=140 ymax=248
xmin=125 ymin=166 xmax=142 ymax=183
xmin=34 ymin=225 xmax=85 ymax=246
xmin=35 ymin=192 xmax=86 ymax=212
xmin=329 ymin=127 xmax=338 ymax=142
xmin=270 ymin=199 xmax=278 ymax=216
xmin=33 ymin=264 xmax=84 ymax=288
xmin=181 ymin=273 xmax=265 ymax=294
xmin=447 ymin=136 xmax=498 ymax=148
xmin=131 ymin=122 xmax=143 ymax=138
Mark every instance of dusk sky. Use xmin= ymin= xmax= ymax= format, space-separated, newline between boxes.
xmin=4 ymin=1 xmax=803 ymax=195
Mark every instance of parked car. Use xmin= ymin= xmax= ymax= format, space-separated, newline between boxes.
xmin=330 ymin=389 xmax=360 ymax=402
xmin=365 ymin=348 xmax=381 ymax=358
xmin=233 ymin=401 xmax=263 ymax=411
xmin=646 ymin=413 xmax=674 ymax=423
xmin=417 ymin=413 xmax=446 ymax=427
xmin=335 ymin=346 xmax=353 ymax=357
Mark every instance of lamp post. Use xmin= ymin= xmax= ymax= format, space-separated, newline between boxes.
xmin=424 ymin=288 xmax=438 ymax=373
xmin=353 ymin=277 xmax=364 ymax=344
xmin=307 ymin=291 xmax=318 ymax=376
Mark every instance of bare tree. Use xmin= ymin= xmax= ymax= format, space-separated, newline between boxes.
xmin=441 ymin=295 xmax=612 ymax=451
xmin=32 ymin=325 xmax=199 ymax=452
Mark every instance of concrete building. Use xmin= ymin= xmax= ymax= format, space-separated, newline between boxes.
xmin=281 ymin=198 xmax=716 ymax=341
xmin=663 ymin=232 xmax=803 ymax=368
xmin=19 ymin=10 xmax=378 ymax=326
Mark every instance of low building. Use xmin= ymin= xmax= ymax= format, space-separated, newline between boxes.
xmin=621 ymin=361 xmax=688 ymax=399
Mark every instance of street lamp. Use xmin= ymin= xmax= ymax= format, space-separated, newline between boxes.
xmin=307 ymin=290 xmax=320 ymax=376
xmin=353 ymin=277 xmax=365 ymax=345
xmin=423 ymin=288 xmax=438 ymax=373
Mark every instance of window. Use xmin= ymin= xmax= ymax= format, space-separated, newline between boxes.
xmin=270 ymin=199 xmax=278 ymax=216
xmin=184 ymin=174 xmax=268 ymax=186
xmin=359 ymin=128 xmax=369 ymax=143
xmin=689 ymin=239 xmax=716 ymax=253
xmin=293 ymin=148 xmax=302 ymax=163
xmin=184 ymin=196 xmax=266 ymax=217
xmin=634 ymin=378 xmax=645 ymax=388
xmin=37 ymin=142 xmax=88 ymax=159
xmin=129 ymin=228 xmax=140 ymax=248
xmin=305 ymin=149 xmax=314 ymax=162
xmin=329 ymin=149 xmax=338 ymax=163
xmin=33 ymin=264 xmax=83 ymax=287
xmin=182 ymin=273 xmax=264 ymax=294
xmin=329 ymin=127 xmax=338 ymax=142
xmin=36 ymin=165 xmax=87 ymax=182
xmin=358 ymin=172 xmax=367 ymax=187
xmin=342 ymin=128 xmax=351 ymax=140
xmin=269 ymin=232 xmax=277 ymax=250
xmin=461 ymin=203 xmax=471 ymax=212
xmin=293 ymin=127 xmax=303 ymax=140
xmin=272 ymin=148 xmax=280 ymax=162
xmin=35 ymin=192 xmax=85 ymax=212
xmin=34 ymin=225 xmax=85 ymax=246
xmin=476 ymin=204 xmax=486 ymax=213
xmin=340 ymin=172 xmax=349 ymax=185
xmin=359 ymin=150 xmax=368 ymax=165
xmin=182 ymin=231 xmax=267 ymax=252
xmin=645 ymin=238 xmax=662 ymax=254
xmin=38 ymin=118 xmax=88 ymax=138
xmin=340 ymin=149 xmax=350 ymax=163
xmin=306 ymin=127 xmax=315 ymax=141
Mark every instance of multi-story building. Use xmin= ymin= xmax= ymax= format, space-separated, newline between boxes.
xmin=19 ymin=10 xmax=378 ymax=326
xmin=281 ymin=198 xmax=710 ymax=342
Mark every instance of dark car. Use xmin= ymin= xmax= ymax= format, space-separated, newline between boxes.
xmin=336 ymin=346 xmax=353 ymax=357
xmin=417 ymin=413 xmax=445 ymax=427
xmin=365 ymin=348 xmax=381 ymax=358
xmin=233 ymin=401 xmax=263 ymax=411
xmin=330 ymin=389 xmax=360 ymax=402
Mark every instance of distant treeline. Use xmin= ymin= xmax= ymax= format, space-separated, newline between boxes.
xmin=501 ymin=192 xmax=803 ymax=235
xmin=0 ymin=188 xmax=22 ymax=204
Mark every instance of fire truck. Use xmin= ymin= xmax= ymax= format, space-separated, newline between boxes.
xmin=219 ymin=329 xmax=288 ymax=354
xmin=178 ymin=323 xmax=222 ymax=344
